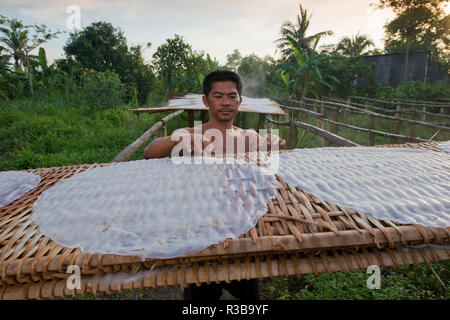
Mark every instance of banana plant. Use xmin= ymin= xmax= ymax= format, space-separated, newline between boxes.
xmin=277 ymin=34 xmax=345 ymax=99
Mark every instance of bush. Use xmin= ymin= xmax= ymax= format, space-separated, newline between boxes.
xmin=78 ymin=70 xmax=125 ymax=109
xmin=354 ymin=80 xmax=450 ymax=102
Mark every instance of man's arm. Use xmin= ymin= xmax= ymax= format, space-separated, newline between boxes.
xmin=143 ymin=136 xmax=179 ymax=159
xmin=144 ymin=128 xmax=213 ymax=159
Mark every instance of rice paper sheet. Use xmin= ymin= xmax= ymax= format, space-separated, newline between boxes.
xmin=267 ymin=147 xmax=450 ymax=228
xmin=437 ymin=140 xmax=450 ymax=153
xmin=31 ymin=158 xmax=278 ymax=259
xmin=0 ymin=171 xmax=41 ymax=207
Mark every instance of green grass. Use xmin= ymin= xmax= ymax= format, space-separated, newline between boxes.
xmin=1 ymin=95 xmax=448 ymax=300
xmin=0 ymin=95 xmax=189 ymax=170
xmin=261 ymin=261 xmax=449 ymax=300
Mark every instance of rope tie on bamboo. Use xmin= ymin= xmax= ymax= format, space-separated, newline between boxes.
xmin=279 ymin=254 xmax=288 ymax=276
xmin=373 ymin=250 xmax=385 ymax=268
xmin=0 ymin=285 xmax=7 ymax=300
xmin=192 ymin=262 xmax=200 ymax=287
xmin=264 ymin=256 xmax=272 ymax=279
xmin=22 ymin=282 xmax=33 ymax=300
xmin=408 ymin=248 xmax=420 ymax=265
xmin=81 ymin=253 xmax=93 ymax=274
xmin=306 ymin=253 xmax=318 ymax=275
xmin=342 ymin=250 xmax=355 ymax=271
xmin=387 ymin=248 xmax=400 ymax=268
xmin=418 ymin=248 xmax=431 ymax=265
xmin=412 ymin=224 xmax=430 ymax=243
xmin=361 ymin=248 xmax=374 ymax=267
xmin=428 ymin=247 xmax=440 ymax=263
xmin=290 ymin=253 xmax=301 ymax=278
xmin=320 ymin=251 xmax=332 ymax=274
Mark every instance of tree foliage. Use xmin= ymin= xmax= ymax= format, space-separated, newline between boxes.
xmin=64 ymin=22 xmax=154 ymax=105
xmin=379 ymin=0 xmax=449 ymax=69
xmin=274 ymin=4 xmax=333 ymax=59
xmin=152 ymin=34 xmax=192 ymax=98
xmin=335 ymin=32 xmax=376 ymax=57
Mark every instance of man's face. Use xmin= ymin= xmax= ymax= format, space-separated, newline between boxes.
xmin=203 ymin=81 xmax=242 ymax=122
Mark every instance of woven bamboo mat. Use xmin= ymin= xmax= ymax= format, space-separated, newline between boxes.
xmin=0 ymin=141 xmax=449 ymax=299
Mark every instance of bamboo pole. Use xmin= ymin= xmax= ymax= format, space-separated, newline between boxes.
xmin=314 ymin=104 xmax=325 ymax=147
xmin=278 ymin=101 xmax=428 ymax=143
xmin=368 ymin=114 xmax=375 ymax=146
xmin=321 ymin=116 xmax=427 ymax=143
xmin=349 ymin=96 xmax=450 ymax=108
xmin=322 ymin=96 xmax=450 ymax=119
xmin=266 ymin=115 xmax=360 ymax=147
xmin=296 ymin=98 xmax=450 ymax=132
xmin=111 ymin=110 xmax=184 ymax=162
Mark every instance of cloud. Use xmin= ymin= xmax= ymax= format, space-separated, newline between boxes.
xmin=1 ymin=0 xmax=397 ymax=64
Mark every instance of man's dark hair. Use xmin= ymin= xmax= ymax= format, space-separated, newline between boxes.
xmin=203 ymin=70 xmax=242 ymax=98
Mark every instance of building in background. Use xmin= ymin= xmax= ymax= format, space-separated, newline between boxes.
xmin=356 ymin=51 xmax=448 ymax=87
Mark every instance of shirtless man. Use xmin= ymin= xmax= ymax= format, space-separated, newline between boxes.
xmin=143 ymin=70 xmax=285 ymax=300
xmin=143 ymin=70 xmax=285 ymax=160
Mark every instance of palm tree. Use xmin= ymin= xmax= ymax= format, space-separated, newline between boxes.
xmin=335 ymin=32 xmax=375 ymax=57
xmin=278 ymin=35 xmax=344 ymax=99
xmin=0 ymin=17 xmax=27 ymax=70
xmin=274 ymin=4 xmax=333 ymax=59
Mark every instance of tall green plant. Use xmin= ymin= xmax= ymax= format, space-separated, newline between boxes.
xmin=278 ymin=35 xmax=344 ymax=99
xmin=274 ymin=4 xmax=333 ymax=59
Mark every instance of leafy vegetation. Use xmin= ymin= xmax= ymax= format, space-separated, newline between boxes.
xmin=262 ymin=261 xmax=449 ymax=300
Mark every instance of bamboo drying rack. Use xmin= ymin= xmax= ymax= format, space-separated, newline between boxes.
xmin=0 ymin=141 xmax=448 ymax=299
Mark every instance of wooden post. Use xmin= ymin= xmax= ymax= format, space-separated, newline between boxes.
xmin=331 ymin=109 xmax=339 ymax=135
xmin=314 ymin=105 xmax=324 ymax=147
xmin=201 ymin=110 xmax=208 ymax=123
xmin=421 ymin=106 xmax=426 ymax=122
xmin=188 ymin=110 xmax=195 ymax=127
xmin=235 ymin=112 xmax=241 ymax=127
xmin=258 ymin=113 xmax=266 ymax=130
xmin=410 ymin=112 xmax=417 ymax=138
xmin=394 ymin=104 xmax=402 ymax=143
xmin=368 ymin=114 xmax=375 ymax=146
xmin=241 ymin=112 xmax=248 ymax=129
xmin=285 ymin=109 xmax=298 ymax=149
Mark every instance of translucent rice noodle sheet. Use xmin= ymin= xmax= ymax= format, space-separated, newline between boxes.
xmin=437 ymin=140 xmax=450 ymax=153
xmin=267 ymin=147 xmax=450 ymax=228
xmin=0 ymin=171 xmax=41 ymax=207
xmin=31 ymin=158 xmax=278 ymax=259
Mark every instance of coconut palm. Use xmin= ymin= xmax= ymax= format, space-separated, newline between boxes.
xmin=274 ymin=4 xmax=333 ymax=59
xmin=335 ymin=32 xmax=375 ymax=57
xmin=0 ymin=17 xmax=27 ymax=70
xmin=277 ymin=35 xmax=344 ymax=99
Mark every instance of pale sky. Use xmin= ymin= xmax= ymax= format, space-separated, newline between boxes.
xmin=0 ymin=0 xmax=402 ymax=65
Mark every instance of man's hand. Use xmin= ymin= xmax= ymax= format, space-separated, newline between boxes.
xmin=264 ymin=133 xmax=286 ymax=151
xmin=173 ymin=129 xmax=214 ymax=156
